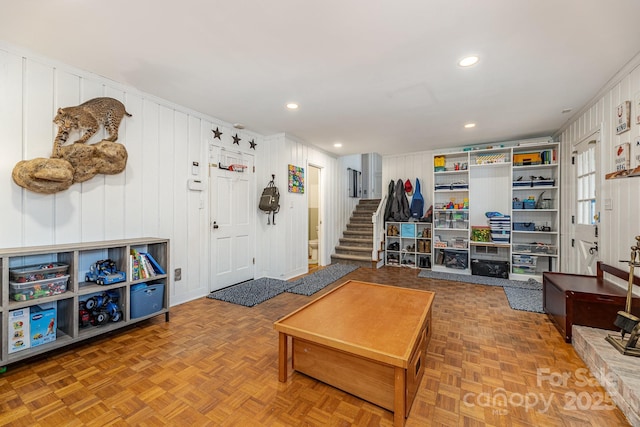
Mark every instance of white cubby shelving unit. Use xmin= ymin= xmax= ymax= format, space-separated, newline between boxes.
xmin=431 ymin=138 xmax=559 ymax=281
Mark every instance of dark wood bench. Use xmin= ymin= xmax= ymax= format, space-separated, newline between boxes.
xmin=543 ymin=262 xmax=640 ymax=343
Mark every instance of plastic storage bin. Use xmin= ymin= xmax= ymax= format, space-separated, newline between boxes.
xmin=512 ymin=254 xmax=538 ymax=266
xmin=471 ymin=259 xmax=510 ymax=279
xmin=443 ymin=250 xmax=468 ymax=269
xmin=10 ymin=275 xmax=69 ymax=301
xmin=10 ymin=262 xmax=69 ymax=283
xmin=130 ymin=283 xmax=165 ymax=318
xmin=513 ymin=243 xmax=557 ymax=255
xmin=513 ymin=222 xmax=535 ymax=231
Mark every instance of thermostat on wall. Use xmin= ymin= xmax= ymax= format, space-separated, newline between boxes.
xmin=188 ymin=179 xmax=205 ymax=191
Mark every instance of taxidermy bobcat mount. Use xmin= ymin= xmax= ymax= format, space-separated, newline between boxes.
xmin=52 ymin=97 xmax=131 ymax=158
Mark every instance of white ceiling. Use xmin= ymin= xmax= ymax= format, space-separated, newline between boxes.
xmin=2 ymin=1 xmax=640 ymax=156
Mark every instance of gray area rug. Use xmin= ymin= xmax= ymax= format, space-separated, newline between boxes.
xmin=418 ymin=269 xmax=543 ymax=313
xmin=207 ymin=277 xmax=291 ymax=307
xmin=287 ymin=264 xmax=359 ymax=296
xmin=207 ymin=263 xmax=358 ymax=307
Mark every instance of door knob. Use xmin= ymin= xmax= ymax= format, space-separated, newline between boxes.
xmin=212 ymin=221 xmax=219 ymax=229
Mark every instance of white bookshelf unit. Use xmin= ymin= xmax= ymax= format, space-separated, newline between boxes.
xmin=1 ymin=238 xmax=170 ymax=368
xmin=432 ymin=139 xmax=559 ymax=280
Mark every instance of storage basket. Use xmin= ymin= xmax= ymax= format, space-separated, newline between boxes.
xmin=130 ymin=283 xmax=165 ymax=318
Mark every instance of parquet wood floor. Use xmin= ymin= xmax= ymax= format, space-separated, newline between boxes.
xmin=0 ymin=267 xmax=630 ymax=426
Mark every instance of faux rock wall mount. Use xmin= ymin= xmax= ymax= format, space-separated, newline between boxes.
xmin=12 ymin=140 xmax=128 ymax=194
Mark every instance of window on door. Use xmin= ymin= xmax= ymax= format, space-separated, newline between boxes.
xmin=577 ymin=143 xmax=596 ymax=225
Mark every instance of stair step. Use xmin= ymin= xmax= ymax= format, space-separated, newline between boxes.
xmin=335 ymin=246 xmax=371 ymax=256
xmin=344 ymin=230 xmax=372 ymax=237
xmin=331 ymin=254 xmax=374 ymax=269
xmin=347 ymin=224 xmax=373 ymax=231
xmin=340 ymin=238 xmax=373 ymax=247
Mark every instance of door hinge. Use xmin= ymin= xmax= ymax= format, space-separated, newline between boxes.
xmin=253 ymin=257 xmax=255 ymax=264
xmin=595 ymin=225 xmax=598 ymax=238
xmin=571 ymin=156 xmax=575 ymax=165
xmin=571 ymin=238 xmax=575 ymax=247
xmin=253 ymin=166 xmax=255 ymax=173
xmin=571 ymin=215 xmax=575 ymax=224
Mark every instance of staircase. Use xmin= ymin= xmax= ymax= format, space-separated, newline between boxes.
xmin=331 ymin=199 xmax=381 ymax=268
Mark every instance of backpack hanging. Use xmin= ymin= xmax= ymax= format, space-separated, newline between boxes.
xmin=410 ymin=178 xmax=424 ymax=219
xmin=259 ymin=176 xmax=280 ymax=225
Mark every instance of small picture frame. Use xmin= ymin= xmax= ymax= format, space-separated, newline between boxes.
xmin=615 ymin=101 xmax=631 ymax=134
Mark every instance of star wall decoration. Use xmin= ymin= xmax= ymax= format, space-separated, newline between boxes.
xmin=249 ymin=139 xmax=257 ymax=150
xmin=212 ymin=127 xmax=223 ymax=139
xmin=232 ymin=133 xmax=241 ymax=145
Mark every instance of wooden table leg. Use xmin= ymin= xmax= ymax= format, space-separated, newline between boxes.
xmin=278 ymin=332 xmax=288 ymax=382
xmin=394 ymin=366 xmax=406 ymax=427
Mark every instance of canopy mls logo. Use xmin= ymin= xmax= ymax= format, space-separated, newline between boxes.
xmin=462 ymin=368 xmax=616 ymax=415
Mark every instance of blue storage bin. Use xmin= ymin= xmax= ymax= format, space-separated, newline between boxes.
xmin=513 ymin=222 xmax=535 ymax=231
xmin=400 ymin=223 xmax=416 ymax=237
xmin=130 ymin=283 xmax=165 ymax=318
xmin=512 ymin=201 xmax=524 ymax=209
xmin=523 ymin=200 xmax=536 ymax=209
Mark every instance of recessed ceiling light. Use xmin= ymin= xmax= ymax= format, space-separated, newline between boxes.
xmin=233 ymin=123 xmax=245 ymax=129
xmin=458 ymin=56 xmax=479 ymax=67
xmin=333 ymin=142 xmax=342 ymax=148
xmin=464 ymin=123 xmax=476 ymax=129
xmin=286 ymin=103 xmax=299 ymax=110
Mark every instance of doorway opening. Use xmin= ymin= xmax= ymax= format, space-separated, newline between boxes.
xmin=308 ymin=165 xmax=321 ymax=267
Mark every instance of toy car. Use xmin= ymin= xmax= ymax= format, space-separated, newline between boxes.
xmin=82 ymin=291 xmax=123 ymax=325
xmin=85 ymin=259 xmax=126 ymax=285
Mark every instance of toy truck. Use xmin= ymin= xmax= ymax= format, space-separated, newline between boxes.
xmin=85 ymin=259 xmax=126 ymax=285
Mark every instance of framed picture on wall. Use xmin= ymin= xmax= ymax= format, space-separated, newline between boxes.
xmin=615 ymin=101 xmax=631 ymax=134
xmin=614 ymin=142 xmax=630 ymax=171
xmin=288 ymin=164 xmax=304 ymax=193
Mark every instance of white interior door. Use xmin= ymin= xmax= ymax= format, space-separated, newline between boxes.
xmin=574 ymin=133 xmax=600 ymax=275
xmin=209 ymin=153 xmax=255 ymax=291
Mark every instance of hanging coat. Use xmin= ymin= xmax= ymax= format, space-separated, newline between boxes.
xmin=392 ymin=179 xmax=411 ymax=221
xmin=383 ymin=180 xmax=395 ymax=221
xmin=409 ymin=178 xmax=424 ymax=219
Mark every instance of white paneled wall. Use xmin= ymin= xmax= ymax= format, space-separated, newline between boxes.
xmin=383 ymin=151 xmax=434 ymax=214
xmin=558 ymin=52 xmax=640 ymax=275
xmin=254 ymin=134 xmax=341 ymax=280
xmin=0 ymin=42 xmax=344 ymax=306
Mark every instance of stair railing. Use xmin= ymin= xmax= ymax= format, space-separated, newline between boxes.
xmin=371 ymin=196 xmax=387 ymax=261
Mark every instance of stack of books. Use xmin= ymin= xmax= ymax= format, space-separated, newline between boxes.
xmin=129 ymin=249 xmax=165 ymax=281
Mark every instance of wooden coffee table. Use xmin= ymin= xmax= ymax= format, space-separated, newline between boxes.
xmin=274 ymin=280 xmax=434 ymax=427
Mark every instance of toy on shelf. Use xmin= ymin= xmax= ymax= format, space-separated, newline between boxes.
xmin=85 ymin=259 xmax=126 ymax=285
xmin=80 ymin=290 xmax=123 ymax=326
